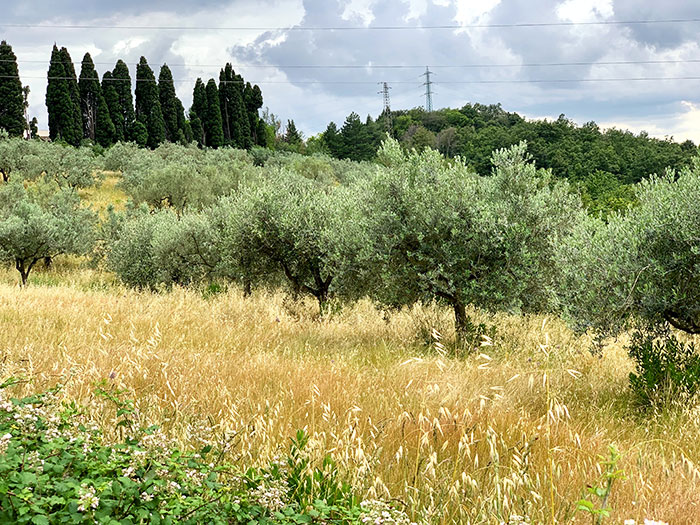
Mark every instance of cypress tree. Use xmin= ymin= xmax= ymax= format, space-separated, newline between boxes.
xmin=0 ymin=40 xmax=26 ymax=137
xmin=95 ymin=91 xmax=115 ymax=146
xmin=78 ymin=53 xmax=102 ymax=140
xmin=190 ymin=78 xmax=207 ymax=146
xmin=255 ymin=119 xmax=268 ymax=147
xmin=59 ymin=47 xmax=83 ymax=145
xmin=112 ymin=60 xmax=135 ymax=141
xmin=234 ymin=75 xmax=250 ymax=148
xmin=218 ymin=64 xmax=237 ymax=145
xmin=175 ymin=99 xmax=187 ymax=143
xmin=243 ymin=82 xmax=263 ymax=147
xmin=102 ymin=71 xmax=124 ymax=142
xmin=29 ymin=117 xmax=38 ymax=139
xmin=135 ymin=57 xmax=165 ymax=148
xmin=204 ymin=79 xmax=224 ymax=148
xmin=46 ymin=45 xmax=80 ymax=145
xmin=158 ymin=64 xmax=185 ymax=142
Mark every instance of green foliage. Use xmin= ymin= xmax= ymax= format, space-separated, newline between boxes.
xmin=46 ymin=45 xmax=82 ymax=146
xmin=129 ymin=121 xmax=149 ymax=147
xmin=218 ymin=172 xmax=360 ymax=312
xmin=579 ymin=170 xmax=636 ymax=218
xmin=79 ymin=53 xmax=114 ymax=144
xmin=243 ymin=82 xmax=263 ymax=146
xmin=576 ymin=445 xmax=624 ymax=525
xmin=110 ymin=60 xmax=136 ymax=142
xmin=357 ymin=139 xmax=584 ymax=345
xmin=110 ymin=206 xmax=223 ymax=289
xmin=0 ymin=40 xmax=26 ymax=137
xmin=218 ymin=64 xmax=249 ymax=148
xmin=204 ymin=79 xmax=224 ymax=149
xmin=190 ymin=79 xmax=207 ymax=146
xmin=135 ymin=57 xmax=166 ymax=148
xmin=323 ymin=104 xmax=697 ymax=211
xmin=558 ymin=161 xmax=700 ymax=336
xmin=59 ymin=47 xmax=84 ymax=147
xmin=628 ymin=332 xmax=700 ymax=408
xmin=158 ymin=64 xmax=186 ymax=143
xmin=0 ymin=180 xmax=95 ymax=285
xmin=0 ymin=137 xmax=101 ymax=188
xmin=0 ymin=384 xmax=407 ymax=524
xmin=325 ymin=112 xmax=382 ymax=162
xmin=118 ymin=142 xmax=256 ymax=213
xmin=284 ymin=120 xmax=303 ymax=149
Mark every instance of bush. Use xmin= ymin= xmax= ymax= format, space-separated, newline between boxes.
xmin=559 ymin=161 xmax=700 ymax=337
xmin=0 ymin=381 xmax=419 ymax=524
xmin=628 ymin=332 xmax=700 ymax=408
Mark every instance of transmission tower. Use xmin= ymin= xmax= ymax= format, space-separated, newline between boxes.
xmin=421 ymin=66 xmax=434 ymax=112
xmin=378 ymin=81 xmax=392 ymax=133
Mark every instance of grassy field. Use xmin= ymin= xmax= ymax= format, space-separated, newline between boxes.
xmin=1 ymin=262 xmax=699 ymax=524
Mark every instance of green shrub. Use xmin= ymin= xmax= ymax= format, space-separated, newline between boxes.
xmin=628 ymin=332 xmax=700 ymax=408
xmin=0 ymin=380 xmax=419 ymax=524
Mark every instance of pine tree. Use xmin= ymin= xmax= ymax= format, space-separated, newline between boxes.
xmin=190 ymin=78 xmax=207 ymax=146
xmin=112 ymin=60 xmax=135 ymax=141
xmin=0 ymin=41 xmax=25 ymax=137
xmin=135 ymin=57 xmax=165 ymax=148
xmin=285 ymin=120 xmax=302 ymax=146
xmin=323 ymin=122 xmax=342 ymax=157
xmin=102 ymin=71 xmax=124 ymax=142
xmin=204 ymin=79 xmax=224 ymax=149
xmin=158 ymin=64 xmax=185 ymax=142
xmin=59 ymin=47 xmax=83 ymax=145
xmin=46 ymin=45 xmax=81 ymax=145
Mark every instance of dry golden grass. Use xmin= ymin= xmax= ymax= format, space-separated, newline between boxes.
xmin=1 ymin=265 xmax=699 ymax=523
xmin=78 ymin=173 xmax=128 ymax=215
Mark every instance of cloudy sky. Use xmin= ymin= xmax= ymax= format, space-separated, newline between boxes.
xmin=3 ymin=0 xmax=700 ymax=142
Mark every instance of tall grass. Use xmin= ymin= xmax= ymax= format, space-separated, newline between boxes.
xmin=1 ymin=268 xmax=699 ymax=523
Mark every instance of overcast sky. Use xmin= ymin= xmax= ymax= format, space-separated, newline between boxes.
xmin=3 ymin=0 xmax=700 ymax=142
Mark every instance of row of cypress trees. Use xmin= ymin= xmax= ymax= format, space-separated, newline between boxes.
xmin=0 ymin=41 xmax=267 ymax=150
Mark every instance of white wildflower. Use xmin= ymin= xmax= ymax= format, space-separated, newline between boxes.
xmin=77 ymin=485 xmax=100 ymax=512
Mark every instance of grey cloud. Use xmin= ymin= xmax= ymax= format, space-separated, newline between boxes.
xmin=612 ymin=0 xmax=700 ymax=50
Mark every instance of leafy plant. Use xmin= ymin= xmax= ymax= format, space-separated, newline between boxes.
xmin=577 ymin=445 xmax=625 ymax=525
xmin=0 ymin=381 xmax=419 ymax=524
xmin=628 ymin=332 xmax=700 ymax=408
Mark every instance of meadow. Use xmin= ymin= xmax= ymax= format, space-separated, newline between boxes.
xmin=1 ymin=261 xmax=699 ymax=524
xmin=1 ymin=136 xmax=699 ymax=523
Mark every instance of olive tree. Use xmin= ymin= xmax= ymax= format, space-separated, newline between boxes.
xmin=119 ymin=143 xmax=257 ymax=214
xmin=558 ymin=160 xmax=700 ymax=336
xmin=356 ymin=139 xmax=584 ymax=344
xmin=29 ymin=143 xmax=102 ymax=188
xmin=0 ymin=180 xmax=96 ymax=285
xmin=107 ymin=207 xmax=222 ymax=289
xmin=0 ymin=136 xmax=42 ymax=182
xmin=218 ymin=172 xmax=360 ymax=312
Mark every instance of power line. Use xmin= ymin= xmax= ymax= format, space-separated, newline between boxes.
xmin=3 ymin=18 xmax=700 ymax=31
xmin=8 ymin=75 xmax=700 ymax=85
xmin=10 ymin=58 xmax=700 ymax=69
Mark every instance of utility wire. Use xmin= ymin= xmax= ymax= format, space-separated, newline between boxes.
xmin=7 ymin=74 xmax=700 ymax=84
xmin=8 ymin=58 xmax=700 ymax=69
xmin=3 ymin=18 xmax=700 ymax=30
